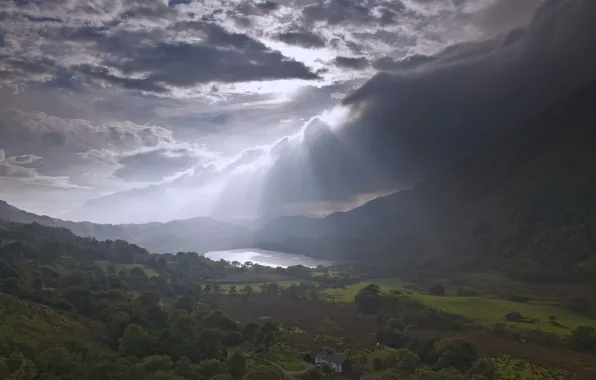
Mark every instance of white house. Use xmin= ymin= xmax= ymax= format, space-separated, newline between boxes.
xmin=313 ymin=351 xmax=346 ymax=373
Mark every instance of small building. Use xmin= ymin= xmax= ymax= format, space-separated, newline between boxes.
xmin=313 ymin=350 xmax=346 ymax=373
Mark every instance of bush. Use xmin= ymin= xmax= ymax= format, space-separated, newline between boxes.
xmin=567 ymin=326 xmax=596 ymax=351
xmin=395 ymin=349 xmax=421 ymax=373
xmin=434 ymin=339 xmax=478 ymax=372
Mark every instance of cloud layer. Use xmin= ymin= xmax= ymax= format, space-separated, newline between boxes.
xmin=2 ymin=0 xmax=596 ymax=222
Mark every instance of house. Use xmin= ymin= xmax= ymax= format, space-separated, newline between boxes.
xmin=313 ymin=350 xmax=346 ymax=373
xmin=359 ymin=375 xmax=378 ymax=380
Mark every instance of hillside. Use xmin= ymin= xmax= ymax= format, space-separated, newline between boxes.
xmin=256 ymin=78 xmax=596 ymax=281
xmin=0 ymin=200 xmax=252 ymax=254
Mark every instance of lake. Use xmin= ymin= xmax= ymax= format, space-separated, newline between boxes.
xmin=203 ymin=248 xmax=333 ymax=268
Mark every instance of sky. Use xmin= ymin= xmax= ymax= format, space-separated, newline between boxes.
xmin=1 ymin=0 xmax=595 ymax=223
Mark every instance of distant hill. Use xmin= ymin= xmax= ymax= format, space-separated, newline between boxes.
xmin=256 ymin=78 xmax=596 ymax=281
xmin=0 ymin=200 xmax=252 ymax=254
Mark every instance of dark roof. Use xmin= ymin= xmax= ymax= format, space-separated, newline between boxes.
xmin=359 ymin=375 xmax=377 ymax=380
xmin=314 ymin=351 xmax=346 ymax=364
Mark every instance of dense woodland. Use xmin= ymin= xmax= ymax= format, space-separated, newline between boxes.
xmin=3 ymin=220 xmax=596 ymax=380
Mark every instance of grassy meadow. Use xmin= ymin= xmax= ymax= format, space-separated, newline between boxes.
xmin=320 ymin=277 xmax=596 ymax=335
xmin=415 ymin=294 xmax=596 ymax=335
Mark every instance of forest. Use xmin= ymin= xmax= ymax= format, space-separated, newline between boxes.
xmin=2 ymin=220 xmax=596 ymax=380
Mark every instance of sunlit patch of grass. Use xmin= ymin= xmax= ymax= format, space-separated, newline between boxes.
xmin=320 ymin=277 xmax=411 ymax=302
xmin=489 ymin=355 xmax=568 ymax=380
xmin=319 ymin=277 xmax=596 ymax=336
xmin=414 ymin=295 xmax=596 ymax=335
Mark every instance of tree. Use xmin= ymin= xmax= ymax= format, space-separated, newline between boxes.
xmin=373 ymin=357 xmax=384 ymax=371
xmin=138 ymin=292 xmax=161 ymax=309
xmin=8 ymin=358 xmax=38 ymax=380
xmin=242 ymin=323 xmax=259 ymax=343
xmin=411 ymin=367 xmax=465 ymax=380
xmin=568 ymin=325 xmax=596 ymax=350
xmin=227 ymin=351 xmax=247 ymax=380
xmin=210 ymin=375 xmax=234 ymax=380
xmin=395 ymin=349 xmax=420 ymax=373
xmin=134 ymin=355 xmax=174 ymax=374
xmin=174 ymin=296 xmax=195 ymax=313
xmin=434 ymin=339 xmax=478 ymax=372
xmin=175 ymin=356 xmax=200 ymax=379
xmin=464 ymin=359 xmax=497 ymax=380
xmin=255 ymin=321 xmax=278 ymax=351
xmin=196 ymin=359 xmax=227 ymax=380
xmin=118 ymin=324 xmax=154 ymax=357
xmin=242 ymin=365 xmax=282 ymax=380
xmin=228 ymin=286 xmax=237 ymax=297
xmin=36 ymin=346 xmax=78 ymax=377
xmin=240 ymin=285 xmax=252 ymax=303
xmin=268 ymin=283 xmax=279 ymax=295
xmin=354 ymin=284 xmax=383 ymax=314
xmin=241 ymin=285 xmax=253 ymax=295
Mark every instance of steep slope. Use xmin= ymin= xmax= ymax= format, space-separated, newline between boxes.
xmin=0 ymin=200 xmax=252 ymax=253
xmin=257 ymin=78 xmax=596 ymax=280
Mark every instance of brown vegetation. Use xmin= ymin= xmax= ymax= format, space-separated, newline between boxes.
xmin=213 ymin=294 xmax=378 ymax=348
xmin=409 ymin=329 xmax=596 ymax=379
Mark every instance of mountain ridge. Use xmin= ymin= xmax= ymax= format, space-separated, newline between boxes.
xmin=256 ymin=77 xmax=596 ymax=281
xmin=0 ymin=199 xmax=252 ymax=254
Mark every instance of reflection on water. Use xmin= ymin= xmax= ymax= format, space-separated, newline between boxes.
xmin=203 ymin=249 xmax=333 ymax=268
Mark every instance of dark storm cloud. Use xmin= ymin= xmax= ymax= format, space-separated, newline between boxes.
xmin=334 ymin=56 xmax=369 ymax=70
xmin=0 ymin=1 xmax=320 ymax=94
xmin=75 ymin=22 xmax=319 ymax=91
xmin=274 ymin=31 xmax=326 ymax=48
xmin=372 ymin=54 xmax=435 ymax=72
xmin=258 ymin=0 xmax=596 ymax=209
xmin=235 ymin=0 xmax=280 ymax=15
xmin=302 ymin=0 xmax=379 ymax=25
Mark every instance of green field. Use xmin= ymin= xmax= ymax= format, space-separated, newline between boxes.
xmin=320 ymin=278 xmax=412 ymax=302
xmin=414 ymin=294 xmax=596 ymax=334
xmin=216 ymin=281 xmax=302 ymax=293
xmin=321 ymin=278 xmax=596 ymax=335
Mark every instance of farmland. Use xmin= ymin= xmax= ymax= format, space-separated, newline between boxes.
xmin=319 ymin=277 xmax=596 ymax=336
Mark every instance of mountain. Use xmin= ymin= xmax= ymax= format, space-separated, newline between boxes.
xmin=256 ymin=78 xmax=596 ymax=281
xmin=0 ymin=200 xmax=252 ymax=254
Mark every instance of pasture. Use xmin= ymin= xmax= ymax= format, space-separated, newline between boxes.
xmin=415 ymin=294 xmax=596 ymax=335
xmin=320 ymin=277 xmax=596 ymax=335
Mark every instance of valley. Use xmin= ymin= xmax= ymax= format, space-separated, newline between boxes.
xmin=1 ymin=15 xmax=596 ymax=380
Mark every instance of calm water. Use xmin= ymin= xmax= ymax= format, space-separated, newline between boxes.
xmin=203 ymin=249 xmax=333 ymax=268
